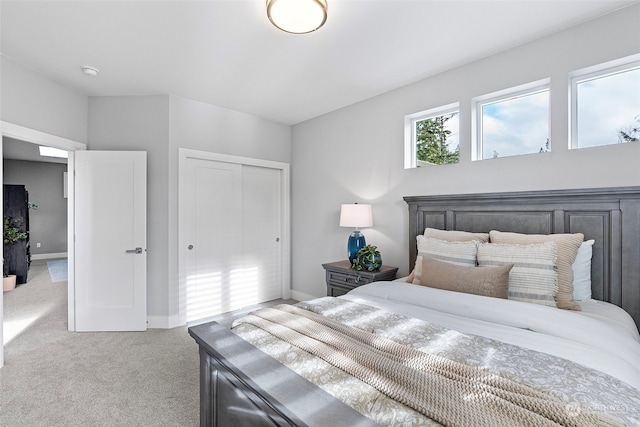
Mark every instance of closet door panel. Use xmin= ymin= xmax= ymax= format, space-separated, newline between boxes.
xmin=242 ymin=166 xmax=282 ymax=303
xmin=185 ymin=159 xmax=242 ymax=322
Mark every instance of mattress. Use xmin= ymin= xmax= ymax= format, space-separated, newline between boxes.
xmin=233 ymin=282 xmax=640 ymax=426
xmin=346 ymin=281 xmax=640 ymax=389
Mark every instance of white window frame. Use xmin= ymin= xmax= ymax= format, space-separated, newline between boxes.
xmin=472 ymin=78 xmax=550 ymax=161
xmin=569 ymin=54 xmax=640 ymax=149
xmin=404 ymin=102 xmax=459 ymax=169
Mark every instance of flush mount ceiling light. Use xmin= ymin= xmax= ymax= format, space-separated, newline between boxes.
xmin=266 ymin=0 xmax=328 ymax=34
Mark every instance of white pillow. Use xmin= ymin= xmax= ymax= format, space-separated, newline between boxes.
xmin=572 ymin=239 xmax=594 ymax=301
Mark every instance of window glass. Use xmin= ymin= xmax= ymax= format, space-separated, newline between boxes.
xmin=415 ymin=111 xmax=460 ymax=166
xmin=404 ymin=103 xmax=459 ymax=169
xmin=479 ymin=89 xmax=550 ymax=159
xmin=574 ymin=66 xmax=640 ymax=148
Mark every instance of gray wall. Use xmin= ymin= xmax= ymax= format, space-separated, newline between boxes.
xmin=3 ymin=159 xmax=68 ymax=255
xmin=88 ymin=95 xmax=171 ymax=326
xmin=290 ymin=4 xmax=640 ymax=300
xmin=88 ymin=95 xmax=291 ymax=326
xmin=1 ymin=56 xmax=88 ymax=143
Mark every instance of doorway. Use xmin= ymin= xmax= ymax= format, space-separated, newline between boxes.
xmin=0 ymin=121 xmax=85 ymax=367
xmin=178 ymin=149 xmax=290 ymax=325
xmin=2 ymin=137 xmax=69 ymax=340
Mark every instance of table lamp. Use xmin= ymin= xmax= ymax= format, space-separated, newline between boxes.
xmin=339 ymin=203 xmax=373 ymax=263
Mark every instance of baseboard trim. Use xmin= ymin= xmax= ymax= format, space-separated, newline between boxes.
xmin=31 ymin=252 xmax=68 ymax=260
xmin=291 ymin=290 xmax=317 ymax=302
xmin=147 ymin=314 xmax=182 ymax=329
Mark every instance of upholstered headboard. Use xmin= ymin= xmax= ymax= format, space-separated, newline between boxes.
xmin=404 ymin=187 xmax=640 ymax=329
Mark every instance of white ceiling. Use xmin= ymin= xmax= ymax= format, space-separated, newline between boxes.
xmin=1 ymin=0 xmax=637 ymax=126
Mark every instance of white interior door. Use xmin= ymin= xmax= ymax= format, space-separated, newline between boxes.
xmin=75 ymin=151 xmax=147 ymax=332
xmin=183 ymin=157 xmax=282 ymax=323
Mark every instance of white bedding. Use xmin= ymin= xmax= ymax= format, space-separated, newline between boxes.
xmin=393 ymin=275 xmax=640 ymax=343
xmin=579 ymin=298 xmax=640 ymax=342
xmin=343 ymin=281 xmax=640 ymax=391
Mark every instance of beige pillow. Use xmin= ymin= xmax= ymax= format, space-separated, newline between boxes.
xmin=413 ymin=255 xmax=512 ymax=299
xmin=477 ymin=242 xmax=558 ymax=307
xmin=407 ymin=236 xmax=478 ymax=282
xmin=489 ymin=230 xmax=584 ymax=310
xmin=424 ymin=228 xmax=489 ymax=243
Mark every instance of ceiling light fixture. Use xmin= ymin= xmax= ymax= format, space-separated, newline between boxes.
xmin=266 ymin=0 xmax=327 ymax=34
xmin=81 ymin=66 xmax=99 ymax=76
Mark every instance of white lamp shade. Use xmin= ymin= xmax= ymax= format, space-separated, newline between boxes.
xmin=266 ymin=0 xmax=328 ymax=34
xmin=339 ymin=204 xmax=373 ymax=228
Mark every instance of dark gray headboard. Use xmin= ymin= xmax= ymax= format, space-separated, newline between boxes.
xmin=404 ymin=187 xmax=640 ymax=329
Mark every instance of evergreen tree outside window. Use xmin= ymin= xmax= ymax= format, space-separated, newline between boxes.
xmin=415 ymin=113 xmax=460 ymax=166
xmin=404 ymin=103 xmax=459 ymax=168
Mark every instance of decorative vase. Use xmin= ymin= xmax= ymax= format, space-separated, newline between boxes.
xmin=363 ymin=254 xmax=382 ymax=271
xmin=3 ymin=274 xmax=17 ymax=291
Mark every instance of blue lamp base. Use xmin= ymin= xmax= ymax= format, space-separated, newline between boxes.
xmin=347 ymin=230 xmax=366 ymax=264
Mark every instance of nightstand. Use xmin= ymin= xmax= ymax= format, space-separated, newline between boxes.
xmin=322 ymin=260 xmax=398 ymax=297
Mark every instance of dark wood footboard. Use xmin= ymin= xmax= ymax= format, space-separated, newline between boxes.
xmin=189 ymin=321 xmax=377 ymax=427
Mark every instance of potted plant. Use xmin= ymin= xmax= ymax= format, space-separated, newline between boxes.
xmin=3 ymin=216 xmax=28 ymax=291
xmin=351 ymin=244 xmax=382 ymax=272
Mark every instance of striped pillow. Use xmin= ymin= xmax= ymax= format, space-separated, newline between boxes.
xmin=409 ymin=237 xmax=478 ymax=283
xmin=477 ymin=242 xmax=558 ymax=307
xmin=489 ymin=230 xmax=584 ymax=310
xmin=417 ymin=236 xmax=478 ymax=266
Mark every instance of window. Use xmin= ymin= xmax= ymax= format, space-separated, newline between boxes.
xmin=473 ymin=79 xmax=550 ymax=160
xmin=404 ymin=103 xmax=459 ymax=169
xmin=570 ymin=57 xmax=640 ymax=149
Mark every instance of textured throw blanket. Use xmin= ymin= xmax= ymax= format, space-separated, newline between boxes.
xmin=237 ymin=304 xmax=622 ymax=427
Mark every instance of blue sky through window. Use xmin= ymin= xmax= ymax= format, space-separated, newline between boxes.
xmin=577 ymin=67 xmax=640 ymax=148
xmin=481 ymin=90 xmax=549 ymax=159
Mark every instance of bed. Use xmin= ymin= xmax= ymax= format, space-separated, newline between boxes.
xmin=188 ymin=186 xmax=640 ymax=426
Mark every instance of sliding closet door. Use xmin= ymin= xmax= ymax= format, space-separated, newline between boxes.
xmin=184 ymin=159 xmax=242 ymax=322
xmin=242 ymin=165 xmax=282 ymax=303
xmin=183 ymin=158 xmax=282 ymax=323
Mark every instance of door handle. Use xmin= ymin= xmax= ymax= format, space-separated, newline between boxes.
xmin=126 ymin=247 xmax=143 ymax=254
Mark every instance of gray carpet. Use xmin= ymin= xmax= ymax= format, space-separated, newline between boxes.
xmin=1 ymin=260 xmax=200 ymax=426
